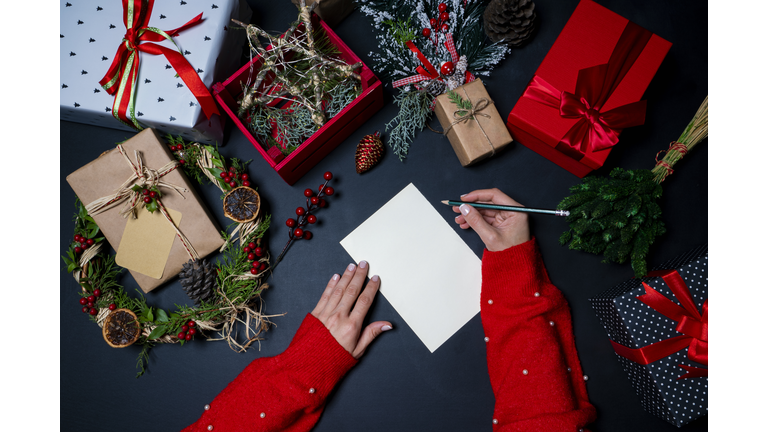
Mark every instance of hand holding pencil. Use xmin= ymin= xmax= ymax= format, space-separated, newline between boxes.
xmin=450 ymin=189 xmax=532 ymax=252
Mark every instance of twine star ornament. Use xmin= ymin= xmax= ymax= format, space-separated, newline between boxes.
xmin=233 ymin=0 xmax=362 ymax=126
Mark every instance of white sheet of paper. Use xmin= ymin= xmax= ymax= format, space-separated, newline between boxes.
xmin=340 ymin=183 xmax=482 ymax=353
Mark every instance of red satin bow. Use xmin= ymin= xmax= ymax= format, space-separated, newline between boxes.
xmin=100 ymin=0 xmax=219 ymax=129
xmin=521 ymin=21 xmax=652 ymax=160
xmin=610 ymin=269 xmax=708 ymax=379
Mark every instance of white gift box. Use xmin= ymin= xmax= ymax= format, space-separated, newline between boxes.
xmin=60 ymin=0 xmax=251 ymax=144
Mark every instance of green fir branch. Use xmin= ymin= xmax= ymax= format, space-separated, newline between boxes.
xmin=385 ymin=88 xmax=435 ymax=161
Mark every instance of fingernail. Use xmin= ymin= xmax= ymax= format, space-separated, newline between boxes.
xmin=460 ymin=193 xmax=467 ymax=197
xmin=371 ymin=275 xmax=379 ymax=282
xmin=332 ymin=274 xmax=340 ymax=281
xmin=359 ymin=260 xmax=368 ymax=269
xmin=460 ymin=204 xmax=470 ymax=215
xmin=454 ymin=215 xmax=460 ymax=221
xmin=347 ymin=263 xmax=356 ymax=272
xmin=381 ymin=325 xmax=392 ymax=331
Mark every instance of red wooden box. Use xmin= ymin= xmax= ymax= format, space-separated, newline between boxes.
xmin=212 ymin=15 xmax=384 ymax=185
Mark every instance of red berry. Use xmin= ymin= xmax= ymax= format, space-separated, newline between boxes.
xmin=182 ymin=325 xmax=189 ymax=332
xmin=149 ymin=191 xmax=157 ymax=198
xmin=87 ymin=238 xmax=95 ymax=246
xmin=440 ymin=11 xmax=450 ymax=21
xmin=229 ymin=166 xmax=236 ymax=172
xmin=440 ymin=61 xmax=455 ymax=76
xmin=242 ymin=181 xmax=250 ymax=187
xmin=87 ymin=302 xmax=94 ymax=308
xmin=319 ymin=184 xmax=325 ymax=192
xmin=286 ymin=218 xmax=296 ymax=228
xmin=93 ymin=289 xmax=101 ymax=297
xmin=293 ymin=228 xmax=304 ymax=238
xmin=319 ymin=199 xmax=327 ymax=208
xmin=74 ymin=246 xmax=82 ymax=254
xmin=296 ymin=207 xmax=306 ymax=216
xmin=79 ymin=298 xmax=88 ymax=306
xmin=247 ymin=253 xmax=256 ymax=260
xmin=244 ymin=246 xmax=251 ymax=253
xmin=178 ymin=332 xmax=186 ymax=339
xmin=220 ymin=172 xmax=228 ymax=179
xmin=143 ymin=196 xmax=151 ymax=203
xmin=252 ymin=261 xmax=260 ymax=267
xmin=254 ymin=247 xmax=263 ymax=256
xmin=179 ymin=159 xmax=186 ymax=165
xmin=188 ymin=321 xmax=196 ymax=327
xmin=438 ymin=3 xmax=447 ymax=12
xmin=324 ymin=187 xmax=334 ymax=196
xmin=142 ymin=189 xmax=150 ymax=196
xmin=189 ymin=328 xmax=197 ymax=335
xmin=310 ymin=196 xmax=320 ymax=205
xmin=248 ymin=242 xmax=256 ymax=249
xmin=229 ymin=181 xmax=237 ymax=188
xmin=87 ymin=295 xmax=96 ymax=303
xmin=430 ymin=18 xmax=438 ymax=27
xmin=304 ymin=188 xmax=314 ymax=197
xmin=240 ymin=173 xmax=249 ymax=180
xmin=74 ymin=234 xmax=82 ymax=242
xmin=441 ymin=23 xmax=449 ymax=32
xmin=303 ymin=231 xmax=313 ymax=240
xmin=422 ymin=28 xmax=431 ymax=37
xmin=324 ymin=172 xmax=333 ymax=180
xmin=82 ymin=306 xmax=89 ymax=313
xmin=89 ymin=308 xmax=98 ymax=316
xmin=250 ymin=267 xmax=258 ymax=275
xmin=259 ymin=262 xmax=267 ymax=271
xmin=108 ymin=304 xmax=116 ymax=311
xmin=307 ymin=214 xmax=317 ymax=224
xmin=185 ymin=333 xmax=192 ymax=341
xmin=81 ymin=242 xmax=89 ymax=250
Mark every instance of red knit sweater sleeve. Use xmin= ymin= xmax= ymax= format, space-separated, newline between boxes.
xmin=182 ymin=313 xmax=357 ymax=432
xmin=481 ymin=238 xmax=597 ymax=431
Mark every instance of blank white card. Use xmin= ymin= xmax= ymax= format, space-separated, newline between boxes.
xmin=340 ymin=183 xmax=482 ymax=353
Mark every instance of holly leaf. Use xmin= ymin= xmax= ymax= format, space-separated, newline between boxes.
xmin=131 ymin=184 xmax=143 ymax=192
xmin=67 ymin=262 xmax=79 ymax=273
xmin=148 ymin=325 xmax=167 ymax=340
xmin=156 ymin=309 xmax=169 ymax=323
xmin=146 ymin=199 xmax=158 ymax=213
xmin=88 ymin=225 xmax=100 ymax=238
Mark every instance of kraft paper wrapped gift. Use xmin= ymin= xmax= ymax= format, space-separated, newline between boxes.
xmin=435 ymin=79 xmax=513 ymax=167
xmin=60 ymin=0 xmax=251 ymax=144
xmin=66 ymin=129 xmax=224 ymax=293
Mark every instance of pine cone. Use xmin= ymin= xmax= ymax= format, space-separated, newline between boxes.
xmin=179 ymin=259 xmax=218 ymax=307
xmin=355 ymin=132 xmax=384 ymax=174
xmin=483 ymin=0 xmax=537 ymax=48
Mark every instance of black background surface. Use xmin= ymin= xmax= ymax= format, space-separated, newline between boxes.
xmin=60 ymin=0 xmax=707 ymax=430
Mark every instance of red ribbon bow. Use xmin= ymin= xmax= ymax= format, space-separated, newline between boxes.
xmin=610 ymin=269 xmax=708 ymax=380
xmin=99 ymin=0 xmax=220 ymax=129
xmin=392 ymin=34 xmax=474 ymax=89
xmin=521 ymin=21 xmax=652 ymax=161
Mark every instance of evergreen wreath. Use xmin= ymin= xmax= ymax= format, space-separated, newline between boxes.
xmin=358 ymin=0 xmax=511 ymax=160
xmin=62 ymin=137 xmax=278 ymax=377
xmin=557 ymin=97 xmax=708 ymax=277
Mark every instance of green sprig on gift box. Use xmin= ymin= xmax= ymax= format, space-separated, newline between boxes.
xmin=558 ymin=97 xmax=708 ymax=277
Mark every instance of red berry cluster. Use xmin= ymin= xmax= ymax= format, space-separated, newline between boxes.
xmin=176 ymin=320 xmax=197 ymax=341
xmin=244 ymin=241 xmax=268 ymax=275
xmin=79 ymin=288 xmax=104 ymax=316
xmin=422 ymin=3 xmax=450 ymax=43
xmin=140 ymin=187 xmax=162 ymax=206
xmin=219 ymin=165 xmax=251 ymax=189
xmin=168 ymin=142 xmax=186 ymax=165
xmin=72 ymin=233 xmax=96 ymax=255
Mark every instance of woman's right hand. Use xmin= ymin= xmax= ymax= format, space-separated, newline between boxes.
xmin=452 ymin=188 xmax=531 ymax=252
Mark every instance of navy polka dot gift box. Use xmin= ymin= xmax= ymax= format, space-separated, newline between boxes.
xmin=590 ymin=245 xmax=708 ymax=427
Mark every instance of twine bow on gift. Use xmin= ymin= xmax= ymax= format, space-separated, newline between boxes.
xmin=99 ymin=0 xmax=220 ymax=130
xmin=610 ymin=269 xmax=708 ymax=380
xmin=442 ymin=92 xmax=497 ymax=156
xmin=392 ymin=34 xmax=475 ymax=89
xmin=521 ymin=21 xmax=652 ymax=161
xmin=85 ymin=144 xmax=200 ymax=261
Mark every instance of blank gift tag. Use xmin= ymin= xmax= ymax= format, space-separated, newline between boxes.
xmin=340 ymin=183 xmax=482 ymax=353
xmin=116 ymin=208 xmax=183 ymax=279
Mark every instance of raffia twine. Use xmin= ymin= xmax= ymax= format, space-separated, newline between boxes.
xmin=651 ymin=96 xmax=708 ymax=184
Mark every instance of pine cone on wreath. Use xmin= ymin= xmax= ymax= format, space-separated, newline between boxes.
xmin=179 ymin=258 xmax=218 ymax=307
xmin=355 ymin=131 xmax=384 ymax=174
xmin=483 ymin=0 xmax=537 ymax=48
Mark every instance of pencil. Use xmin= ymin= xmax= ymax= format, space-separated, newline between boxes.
xmin=441 ymin=200 xmax=570 ymax=217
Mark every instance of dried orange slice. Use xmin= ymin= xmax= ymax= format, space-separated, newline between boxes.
xmin=102 ymin=308 xmax=141 ymax=348
xmin=223 ymin=186 xmax=261 ymax=223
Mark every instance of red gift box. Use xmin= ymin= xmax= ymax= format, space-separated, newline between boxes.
xmin=506 ymin=0 xmax=671 ymax=177
xmin=212 ymin=14 xmax=384 ymax=185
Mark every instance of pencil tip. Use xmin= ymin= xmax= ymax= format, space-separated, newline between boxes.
xmin=441 ymin=200 xmax=449 ymax=205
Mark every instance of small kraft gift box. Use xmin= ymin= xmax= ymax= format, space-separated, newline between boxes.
xmin=60 ymin=0 xmax=251 ymax=144
xmin=435 ymin=79 xmax=513 ymax=167
xmin=506 ymin=0 xmax=672 ymax=177
xmin=67 ymin=129 xmax=225 ymax=293
xmin=212 ymin=13 xmax=384 ymax=185
xmin=591 ymin=245 xmax=708 ymax=427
